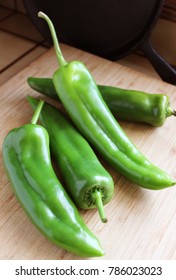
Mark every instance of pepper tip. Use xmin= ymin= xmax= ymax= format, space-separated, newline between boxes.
xmin=102 ymin=218 xmax=108 ymax=223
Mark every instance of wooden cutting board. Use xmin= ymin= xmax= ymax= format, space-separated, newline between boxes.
xmin=1 ymin=44 xmax=176 ymax=260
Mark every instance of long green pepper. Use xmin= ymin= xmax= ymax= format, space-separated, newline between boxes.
xmin=2 ymin=100 xmax=104 ymax=257
xmin=38 ymin=11 xmax=175 ymax=190
xmin=27 ymin=76 xmax=176 ymax=127
xmin=27 ymin=96 xmax=114 ymax=223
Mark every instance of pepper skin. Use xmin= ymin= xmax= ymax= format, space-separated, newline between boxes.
xmin=99 ymin=85 xmax=175 ymax=127
xmin=38 ymin=12 xmax=175 ymax=190
xmin=2 ymin=100 xmax=104 ymax=257
xmin=27 ymin=77 xmax=176 ymax=127
xmin=27 ymin=96 xmax=114 ymax=223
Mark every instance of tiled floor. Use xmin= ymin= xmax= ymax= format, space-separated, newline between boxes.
xmin=0 ymin=5 xmax=13 ymax=20
xmin=0 ymin=5 xmax=48 ymax=85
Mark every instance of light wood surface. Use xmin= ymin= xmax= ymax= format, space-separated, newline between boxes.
xmin=1 ymin=44 xmax=176 ymax=260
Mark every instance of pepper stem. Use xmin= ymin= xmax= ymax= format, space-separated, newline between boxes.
xmin=165 ymin=105 xmax=176 ymax=118
xmin=30 ymin=99 xmax=44 ymax=124
xmin=38 ymin=11 xmax=67 ymax=67
xmin=171 ymin=109 xmax=176 ymax=117
xmin=92 ymin=190 xmax=107 ymax=223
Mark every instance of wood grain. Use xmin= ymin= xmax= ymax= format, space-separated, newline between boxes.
xmin=1 ymin=44 xmax=176 ymax=260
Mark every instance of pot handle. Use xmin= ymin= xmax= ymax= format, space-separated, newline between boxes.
xmin=141 ymin=40 xmax=176 ymax=85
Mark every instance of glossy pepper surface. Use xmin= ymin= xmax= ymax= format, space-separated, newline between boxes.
xmin=27 ymin=77 xmax=176 ymax=127
xmin=99 ymin=85 xmax=175 ymax=127
xmin=2 ymin=100 xmax=104 ymax=257
xmin=38 ymin=12 xmax=175 ymax=190
xmin=27 ymin=96 xmax=114 ymax=223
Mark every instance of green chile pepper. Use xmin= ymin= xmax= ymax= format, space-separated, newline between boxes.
xmin=27 ymin=96 xmax=114 ymax=223
xmin=38 ymin=12 xmax=175 ymax=190
xmin=98 ymin=86 xmax=175 ymax=127
xmin=2 ymin=100 xmax=104 ymax=257
xmin=27 ymin=76 xmax=176 ymax=127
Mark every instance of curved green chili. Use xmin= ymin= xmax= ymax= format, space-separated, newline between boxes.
xmin=27 ymin=77 xmax=176 ymax=127
xmin=38 ymin=11 xmax=175 ymax=190
xmin=27 ymin=96 xmax=114 ymax=223
xmin=2 ymin=100 xmax=104 ymax=257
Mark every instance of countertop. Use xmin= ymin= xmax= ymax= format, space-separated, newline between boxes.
xmin=1 ymin=44 xmax=176 ymax=260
